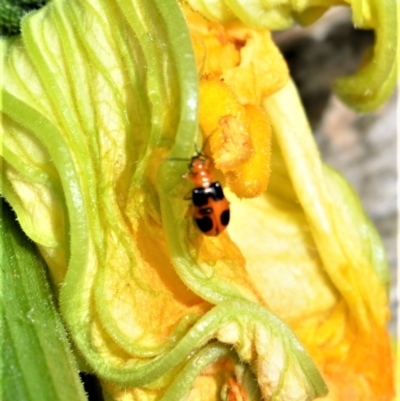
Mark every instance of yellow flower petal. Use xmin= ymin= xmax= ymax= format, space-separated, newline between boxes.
xmin=223 ymin=78 xmax=394 ymax=400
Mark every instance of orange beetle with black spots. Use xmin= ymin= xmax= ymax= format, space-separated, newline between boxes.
xmin=184 ymin=154 xmax=230 ymax=236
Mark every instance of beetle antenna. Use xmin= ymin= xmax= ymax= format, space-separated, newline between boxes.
xmin=194 ymin=142 xmax=202 ymax=156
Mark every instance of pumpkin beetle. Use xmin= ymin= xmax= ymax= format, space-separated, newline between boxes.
xmin=172 ymin=150 xmax=230 ymax=236
xmin=184 ymin=153 xmax=230 ymax=236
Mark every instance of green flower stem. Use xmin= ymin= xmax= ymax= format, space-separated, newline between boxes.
xmin=0 ymin=200 xmax=87 ymax=401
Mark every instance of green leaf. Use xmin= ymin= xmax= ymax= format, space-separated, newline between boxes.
xmin=0 ymin=200 xmax=87 ymax=401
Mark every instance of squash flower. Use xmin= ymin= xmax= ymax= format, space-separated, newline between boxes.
xmin=0 ymin=0 xmax=396 ymax=400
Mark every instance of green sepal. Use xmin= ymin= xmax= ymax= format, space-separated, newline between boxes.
xmin=0 ymin=0 xmax=50 ymax=36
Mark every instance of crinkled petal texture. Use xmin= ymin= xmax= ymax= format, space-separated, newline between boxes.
xmin=0 ymin=0 xmax=394 ymax=401
xmin=185 ymin=0 xmax=398 ymax=111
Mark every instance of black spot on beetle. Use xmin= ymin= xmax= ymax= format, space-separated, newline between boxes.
xmin=195 ymin=216 xmax=213 ymax=233
xmin=220 ymin=209 xmax=230 ymax=226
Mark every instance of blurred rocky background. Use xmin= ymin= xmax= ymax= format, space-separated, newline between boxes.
xmin=274 ymin=7 xmax=398 ymax=335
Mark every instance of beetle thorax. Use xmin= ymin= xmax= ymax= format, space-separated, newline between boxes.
xmin=189 ymin=158 xmax=213 ymax=188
